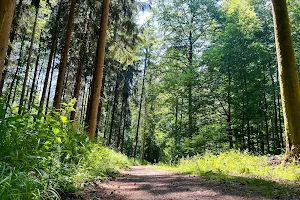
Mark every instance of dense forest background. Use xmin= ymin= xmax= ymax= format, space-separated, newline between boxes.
xmin=1 ymin=0 xmax=300 ymax=164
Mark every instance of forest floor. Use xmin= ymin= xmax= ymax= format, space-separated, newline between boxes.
xmin=72 ymin=166 xmax=300 ymax=200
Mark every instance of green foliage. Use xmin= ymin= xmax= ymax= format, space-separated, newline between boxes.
xmin=0 ymin=102 xmax=131 ymax=199
xmin=177 ymin=151 xmax=300 ymax=181
xmin=157 ymin=151 xmax=300 ymax=198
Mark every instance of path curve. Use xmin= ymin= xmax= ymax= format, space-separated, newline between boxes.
xmin=82 ymin=166 xmax=273 ymax=200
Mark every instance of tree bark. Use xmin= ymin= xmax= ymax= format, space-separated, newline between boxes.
xmin=87 ymin=0 xmax=110 ymax=140
xmin=263 ymin=74 xmax=270 ymax=154
xmin=28 ymin=38 xmax=42 ymax=109
xmin=53 ymin=0 xmax=76 ymax=109
xmin=0 ymin=0 xmax=23 ymax=96
xmin=108 ymin=72 xmax=121 ymax=146
xmin=45 ymin=50 xmax=57 ymax=115
xmin=39 ymin=5 xmax=60 ymax=111
xmin=5 ymin=39 xmax=24 ymax=111
xmin=18 ymin=6 xmax=39 ymax=114
xmin=70 ymin=62 xmax=84 ymax=121
xmin=0 ymin=0 xmax=16 ymax=94
xmin=134 ymin=48 xmax=148 ymax=159
xmin=271 ymin=0 xmax=300 ymax=156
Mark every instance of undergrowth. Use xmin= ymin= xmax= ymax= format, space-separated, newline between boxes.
xmin=157 ymin=151 xmax=300 ymax=198
xmin=177 ymin=151 xmax=300 ymax=181
xmin=0 ymin=102 xmax=131 ymax=199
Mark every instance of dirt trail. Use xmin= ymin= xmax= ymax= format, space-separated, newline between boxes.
xmin=80 ymin=166 xmax=273 ymax=200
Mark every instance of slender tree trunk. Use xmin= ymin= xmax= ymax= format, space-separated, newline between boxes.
xmin=45 ymin=51 xmax=57 ymax=115
xmin=277 ymin=93 xmax=284 ymax=149
xmin=5 ymin=39 xmax=24 ymax=111
xmin=272 ymin=0 xmax=300 ymax=156
xmin=87 ymin=0 xmax=110 ymax=140
xmin=0 ymin=0 xmax=16 ymax=93
xmin=53 ymin=0 xmax=76 ymax=109
xmin=117 ymin=97 xmax=125 ymax=149
xmin=120 ymin=109 xmax=126 ymax=154
xmin=103 ymin=98 xmax=111 ymax=139
xmin=263 ymin=74 xmax=270 ymax=154
xmin=108 ymin=73 xmax=121 ymax=146
xmin=70 ymin=62 xmax=84 ymax=121
xmin=19 ymin=7 xmax=39 ymax=114
xmin=28 ymin=39 xmax=42 ymax=109
xmin=269 ymin=65 xmax=281 ymax=153
xmin=187 ymin=30 xmax=194 ymax=137
xmin=96 ymin=68 xmax=106 ymax=135
xmin=80 ymin=78 xmax=86 ymax=124
xmin=227 ymin=65 xmax=233 ymax=149
xmin=134 ymin=49 xmax=148 ymax=159
xmin=39 ymin=6 xmax=60 ymax=111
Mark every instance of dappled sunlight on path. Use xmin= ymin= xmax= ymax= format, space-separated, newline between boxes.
xmin=81 ymin=166 xmax=271 ymax=200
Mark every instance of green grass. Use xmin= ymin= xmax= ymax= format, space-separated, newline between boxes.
xmin=0 ymin=102 xmax=133 ymax=199
xmin=156 ymin=151 xmax=300 ymax=198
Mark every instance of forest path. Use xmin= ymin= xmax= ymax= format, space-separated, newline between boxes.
xmin=80 ymin=166 xmax=274 ymax=200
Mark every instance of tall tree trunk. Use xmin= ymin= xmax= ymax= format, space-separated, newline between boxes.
xmin=187 ymin=30 xmax=193 ymax=137
xmin=108 ymin=72 xmax=121 ymax=146
xmin=5 ymin=39 xmax=24 ymax=111
xmin=134 ymin=49 xmax=148 ymax=159
xmin=1 ymin=0 xmax=23 ymax=96
xmin=277 ymin=93 xmax=284 ymax=149
xmin=87 ymin=0 xmax=110 ymax=140
xmin=96 ymin=69 xmax=106 ymax=136
xmin=227 ymin=65 xmax=233 ymax=149
xmin=103 ymin=98 xmax=111 ymax=140
xmin=120 ymin=108 xmax=127 ymax=154
xmin=70 ymin=62 xmax=84 ymax=121
xmin=28 ymin=38 xmax=42 ymax=109
xmin=45 ymin=50 xmax=57 ymax=115
xmin=39 ymin=5 xmax=60 ymax=111
xmin=263 ymin=74 xmax=270 ymax=154
xmin=117 ymin=96 xmax=125 ymax=149
xmin=53 ymin=0 xmax=76 ymax=109
xmin=269 ymin=65 xmax=281 ymax=153
xmin=0 ymin=0 xmax=16 ymax=94
xmin=271 ymin=0 xmax=300 ymax=156
xmin=80 ymin=78 xmax=86 ymax=124
xmin=19 ymin=6 xmax=39 ymax=114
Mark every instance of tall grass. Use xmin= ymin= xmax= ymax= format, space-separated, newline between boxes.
xmin=176 ymin=151 xmax=300 ymax=181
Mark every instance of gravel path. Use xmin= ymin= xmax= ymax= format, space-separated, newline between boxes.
xmin=80 ymin=166 xmax=275 ymax=200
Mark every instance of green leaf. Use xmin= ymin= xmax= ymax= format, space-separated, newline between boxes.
xmin=60 ymin=116 xmax=68 ymax=123
xmin=56 ymin=137 xmax=62 ymax=143
xmin=53 ymin=128 xmax=60 ymax=135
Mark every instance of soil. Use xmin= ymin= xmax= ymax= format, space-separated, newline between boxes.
xmin=72 ymin=166 xmax=287 ymax=200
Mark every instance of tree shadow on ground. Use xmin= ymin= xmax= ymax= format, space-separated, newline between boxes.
xmin=73 ymin=167 xmax=300 ymax=200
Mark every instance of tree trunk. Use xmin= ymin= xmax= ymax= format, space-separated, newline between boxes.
xmin=227 ymin=65 xmax=233 ymax=149
xmin=263 ymin=74 xmax=270 ymax=154
xmin=277 ymin=93 xmax=284 ymax=149
xmin=108 ymin=72 xmax=121 ymax=146
xmin=87 ymin=0 xmax=110 ymax=140
xmin=28 ymin=38 xmax=42 ymax=109
xmin=45 ymin=50 xmax=57 ymax=115
xmin=134 ymin=49 xmax=148 ymax=159
xmin=5 ymin=39 xmax=24 ymax=111
xmin=53 ymin=0 xmax=76 ymax=109
xmin=70 ymin=62 xmax=84 ymax=121
xmin=271 ymin=0 xmax=300 ymax=156
xmin=19 ymin=6 xmax=39 ymax=114
xmin=188 ymin=31 xmax=193 ymax=137
xmin=0 ymin=0 xmax=16 ymax=93
xmin=39 ymin=6 xmax=60 ymax=111
xmin=0 ymin=0 xmax=23 ymax=96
